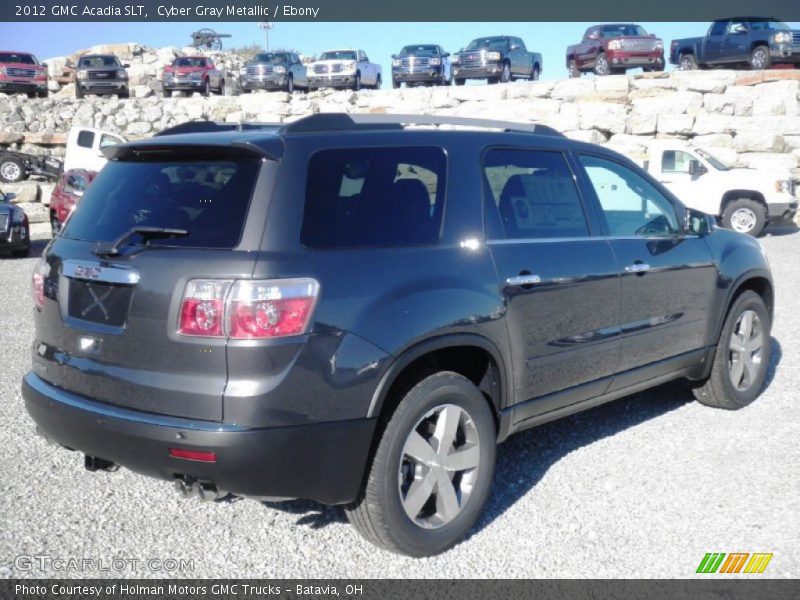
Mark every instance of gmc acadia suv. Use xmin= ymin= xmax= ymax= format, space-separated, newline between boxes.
xmin=23 ymin=114 xmax=774 ymax=557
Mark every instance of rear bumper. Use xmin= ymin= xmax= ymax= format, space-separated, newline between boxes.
xmin=23 ymin=372 xmax=376 ymax=505
xmin=0 ymin=224 xmax=28 ymax=249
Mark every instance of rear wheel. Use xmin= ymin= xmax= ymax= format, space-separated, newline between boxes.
xmin=286 ymin=74 xmax=294 ymax=94
xmin=679 ymin=53 xmax=698 ymax=71
xmin=0 ymin=157 xmax=24 ymax=183
xmin=346 ymin=372 xmax=496 ymax=557
xmin=693 ymin=291 xmax=771 ymax=409
xmin=392 ymin=79 xmax=400 ymax=89
xmin=51 ymin=215 xmax=61 ymax=238
xmin=218 ymin=79 xmax=226 ymax=96
xmin=75 ymin=86 xmax=83 ymax=99
xmin=750 ymin=45 xmax=771 ymax=70
xmin=531 ymin=65 xmax=540 ymax=80
xmin=722 ymin=198 xmax=766 ymax=237
xmin=373 ymin=74 xmax=382 ymax=90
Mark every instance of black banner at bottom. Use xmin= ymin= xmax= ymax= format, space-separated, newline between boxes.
xmin=3 ymin=580 xmax=799 ymax=600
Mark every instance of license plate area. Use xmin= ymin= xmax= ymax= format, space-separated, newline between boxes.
xmin=59 ymin=260 xmax=139 ymax=333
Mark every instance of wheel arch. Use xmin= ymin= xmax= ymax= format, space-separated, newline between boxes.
xmin=721 ymin=190 xmax=767 ymax=212
xmin=366 ymin=334 xmax=509 ymax=427
xmin=715 ymin=270 xmax=774 ymax=342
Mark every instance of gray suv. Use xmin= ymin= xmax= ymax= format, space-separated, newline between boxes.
xmin=74 ymin=54 xmax=130 ymax=99
xmin=24 ymin=114 xmax=774 ymax=557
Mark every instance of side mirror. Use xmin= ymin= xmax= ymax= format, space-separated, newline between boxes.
xmin=391 ymin=54 xmax=398 ymax=59
xmin=688 ymin=159 xmax=707 ymax=179
xmin=442 ymin=52 xmax=450 ymax=58
xmin=734 ymin=25 xmax=749 ymax=34
xmin=123 ymin=63 xmax=130 ymax=68
xmin=588 ymin=32 xmax=599 ymax=40
xmin=42 ymin=62 xmax=49 ymax=69
xmin=510 ymin=44 xmax=519 ymax=50
xmin=685 ymin=208 xmax=714 ymax=235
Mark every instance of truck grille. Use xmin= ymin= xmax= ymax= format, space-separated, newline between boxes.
xmin=314 ymin=64 xmax=344 ymax=74
xmin=66 ymin=280 xmax=133 ymax=327
xmin=460 ymin=53 xmax=485 ymax=69
xmin=247 ymin=65 xmax=274 ymax=75
xmin=401 ymin=57 xmax=431 ymax=69
xmin=793 ymin=32 xmax=800 ymax=45
xmin=6 ymin=67 xmax=35 ymax=78
xmin=313 ymin=64 xmax=329 ymax=74
xmin=87 ymin=70 xmax=118 ymax=80
xmin=620 ymin=39 xmax=658 ymax=52
xmin=0 ymin=214 xmax=8 ymax=232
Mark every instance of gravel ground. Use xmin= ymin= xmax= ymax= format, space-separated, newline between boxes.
xmin=1 ymin=223 xmax=798 ymax=579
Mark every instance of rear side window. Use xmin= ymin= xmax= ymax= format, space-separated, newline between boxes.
xmin=301 ymin=147 xmax=446 ymax=249
xmin=483 ymin=149 xmax=589 ymax=239
xmin=77 ymin=131 xmax=95 ymax=149
xmin=62 ymin=158 xmax=260 ymax=248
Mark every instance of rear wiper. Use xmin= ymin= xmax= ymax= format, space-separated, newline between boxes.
xmin=93 ymin=226 xmax=189 ymax=257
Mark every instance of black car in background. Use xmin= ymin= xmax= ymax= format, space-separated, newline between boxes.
xmin=24 ymin=113 xmax=774 ymax=557
xmin=391 ymin=44 xmax=451 ymax=88
xmin=0 ymin=189 xmax=29 ymax=257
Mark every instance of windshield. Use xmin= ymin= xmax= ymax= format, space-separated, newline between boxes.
xmin=78 ymin=56 xmax=122 ymax=68
xmin=601 ymin=24 xmax=648 ymax=37
xmin=748 ymin=19 xmax=791 ymax=30
xmin=695 ymin=148 xmax=731 ymax=171
xmin=173 ymin=57 xmax=207 ymax=68
xmin=464 ymin=38 xmax=507 ymax=51
xmin=253 ymin=53 xmax=289 ymax=64
xmin=319 ymin=51 xmax=357 ymax=61
xmin=62 ymin=158 xmax=260 ymax=249
xmin=0 ymin=53 xmax=37 ymax=65
xmin=399 ymin=45 xmax=439 ymax=57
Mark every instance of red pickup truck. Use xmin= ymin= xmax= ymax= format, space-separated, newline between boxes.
xmin=49 ymin=169 xmax=97 ymax=237
xmin=0 ymin=51 xmax=48 ymax=97
xmin=566 ymin=24 xmax=665 ymax=77
xmin=161 ymin=56 xmax=225 ymax=97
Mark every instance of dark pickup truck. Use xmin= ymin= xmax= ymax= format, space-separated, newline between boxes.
xmin=670 ymin=18 xmax=800 ymax=70
xmin=566 ymin=24 xmax=664 ymax=77
xmin=451 ymin=36 xmax=541 ymax=85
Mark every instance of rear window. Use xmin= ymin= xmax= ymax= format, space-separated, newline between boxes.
xmin=62 ymin=158 xmax=260 ymax=249
xmin=301 ymin=147 xmax=446 ymax=249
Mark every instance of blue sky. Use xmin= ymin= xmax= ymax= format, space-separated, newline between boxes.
xmin=2 ymin=21 xmax=799 ymax=80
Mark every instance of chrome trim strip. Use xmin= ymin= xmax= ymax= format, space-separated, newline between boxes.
xmin=487 ymin=235 xmax=698 ymax=245
xmin=24 ymin=372 xmax=246 ymax=432
xmin=62 ymin=259 xmax=140 ymax=285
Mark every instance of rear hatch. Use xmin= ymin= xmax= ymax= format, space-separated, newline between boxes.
xmin=32 ymin=144 xmax=268 ymax=421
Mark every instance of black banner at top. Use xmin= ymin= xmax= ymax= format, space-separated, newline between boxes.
xmin=2 ymin=0 xmax=800 ymax=21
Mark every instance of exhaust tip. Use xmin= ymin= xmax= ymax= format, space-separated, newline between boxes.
xmin=173 ymin=478 xmax=227 ymax=502
xmin=84 ymin=455 xmax=119 ymax=472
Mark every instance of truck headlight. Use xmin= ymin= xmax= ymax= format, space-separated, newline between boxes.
xmin=607 ymin=40 xmax=623 ymax=50
xmin=163 ymin=71 xmax=174 ymax=80
xmin=451 ymin=56 xmax=460 ymax=64
xmin=274 ymin=66 xmax=286 ymax=74
xmin=774 ymin=32 xmax=793 ymax=44
xmin=429 ymin=58 xmax=441 ymax=66
xmin=345 ymin=61 xmax=356 ymax=72
xmin=190 ymin=72 xmax=201 ymax=80
xmin=119 ymin=70 xmax=128 ymax=80
xmin=392 ymin=59 xmax=401 ymax=67
xmin=775 ymin=179 xmax=792 ymax=194
xmin=654 ymin=40 xmax=664 ymax=50
xmin=239 ymin=67 xmax=247 ymax=76
xmin=485 ymin=52 xmax=501 ymax=61
xmin=76 ymin=70 xmax=88 ymax=80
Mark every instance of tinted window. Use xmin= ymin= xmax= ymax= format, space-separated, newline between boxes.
xmin=399 ymin=45 xmax=440 ymax=57
xmin=709 ymin=21 xmax=727 ymax=36
xmin=76 ymin=131 xmax=94 ymax=149
xmin=302 ymin=147 xmax=446 ymax=249
xmin=62 ymin=158 xmax=260 ymax=248
xmin=78 ymin=56 xmax=121 ymax=68
xmin=600 ymin=24 xmax=647 ymax=36
xmin=319 ymin=51 xmax=357 ymax=61
xmin=579 ymin=155 xmax=680 ymax=237
xmin=0 ymin=53 xmax=36 ymax=65
xmin=465 ymin=38 xmax=508 ymax=51
xmin=483 ymin=149 xmax=589 ymax=239
xmin=174 ymin=57 xmax=207 ymax=68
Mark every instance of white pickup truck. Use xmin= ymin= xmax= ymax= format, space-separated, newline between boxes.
xmin=306 ymin=49 xmax=382 ymax=91
xmin=640 ymin=141 xmax=797 ymax=236
xmin=64 ymin=127 xmax=126 ymax=173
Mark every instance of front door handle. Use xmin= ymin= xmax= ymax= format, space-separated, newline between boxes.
xmin=624 ymin=263 xmax=651 ymax=273
xmin=506 ymin=274 xmax=542 ymax=286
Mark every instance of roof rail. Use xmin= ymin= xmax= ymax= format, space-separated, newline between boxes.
xmin=279 ymin=113 xmax=564 ymax=137
xmin=154 ymin=121 xmax=281 ymax=137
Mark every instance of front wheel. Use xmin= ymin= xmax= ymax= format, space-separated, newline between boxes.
xmin=750 ymin=46 xmax=771 ymax=70
xmin=346 ymin=372 xmax=496 ymax=557
xmin=353 ymin=73 xmax=361 ymax=91
xmin=454 ymin=78 xmax=465 ymax=86
xmin=202 ymin=79 xmax=210 ymax=97
xmin=499 ymin=62 xmax=511 ymax=83
xmin=373 ymin=74 xmax=381 ymax=90
xmin=286 ymin=74 xmax=293 ymax=94
xmin=722 ymin=198 xmax=766 ymax=237
xmin=568 ymin=60 xmax=580 ymax=78
xmin=693 ymin=291 xmax=771 ymax=409
xmin=595 ymin=53 xmax=611 ymax=76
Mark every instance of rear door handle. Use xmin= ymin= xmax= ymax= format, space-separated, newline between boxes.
xmin=506 ymin=274 xmax=542 ymax=286
xmin=624 ymin=263 xmax=651 ymax=273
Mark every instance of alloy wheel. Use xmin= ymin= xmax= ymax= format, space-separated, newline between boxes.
xmin=751 ymin=48 xmax=768 ymax=70
xmin=730 ymin=207 xmax=757 ymax=233
xmin=728 ymin=309 xmax=764 ymax=392
xmin=398 ymin=404 xmax=481 ymax=529
xmin=1 ymin=162 xmax=21 ymax=182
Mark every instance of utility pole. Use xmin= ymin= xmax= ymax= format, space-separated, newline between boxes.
xmin=258 ymin=22 xmax=274 ymax=51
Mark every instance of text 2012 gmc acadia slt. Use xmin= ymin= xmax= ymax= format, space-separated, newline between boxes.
xmin=24 ymin=114 xmax=774 ymax=557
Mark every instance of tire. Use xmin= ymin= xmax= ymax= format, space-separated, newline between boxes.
xmin=594 ymin=53 xmax=611 ymax=76
xmin=750 ymin=45 xmax=771 ymax=70
xmin=353 ymin=73 xmax=361 ymax=91
xmin=51 ymin=215 xmax=61 ymax=238
xmin=531 ymin=65 xmax=540 ymax=81
xmin=119 ymin=90 xmax=129 ymax=99
xmin=0 ymin=157 xmax=24 ymax=183
xmin=373 ymin=74 xmax=381 ymax=90
xmin=499 ymin=62 xmax=511 ymax=83
xmin=722 ymin=198 xmax=766 ymax=237
xmin=678 ymin=53 xmax=697 ymax=71
xmin=693 ymin=291 xmax=771 ymax=409
xmin=345 ymin=371 xmax=496 ymax=557
xmin=202 ymin=79 xmax=210 ymax=97
xmin=454 ymin=78 xmax=465 ymax=86
xmin=568 ymin=60 xmax=580 ymax=78
xmin=286 ymin=75 xmax=293 ymax=94
xmin=392 ymin=79 xmax=400 ymax=89
xmin=11 ymin=244 xmax=29 ymax=258
xmin=75 ymin=86 xmax=83 ymax=99
xmin=37 ymin=90 xmax=48 ymax=98
xmin=218 ymin=79 xmax=226 ymax=96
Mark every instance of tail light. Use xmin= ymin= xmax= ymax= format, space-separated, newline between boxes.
xmin=32 ymin=258 xmax=49 ymax=309
xmin=178 ymin=278 xmax=319 ymax=339
xmin=178 ymin=279 xmax=232 ymax=337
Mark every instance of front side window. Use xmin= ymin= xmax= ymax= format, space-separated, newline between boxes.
xmin=483 ymin=149 xmax=589 ymax=239
xmin=661 ymin=150 xmax=695 ymax=173
xmin=579 ymin=155 xmax=680 ymax=237
xmin=302 ymin=147 xmax=446 ymax=249
xmin=99 ymin=133 xmax=121 ymax=149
